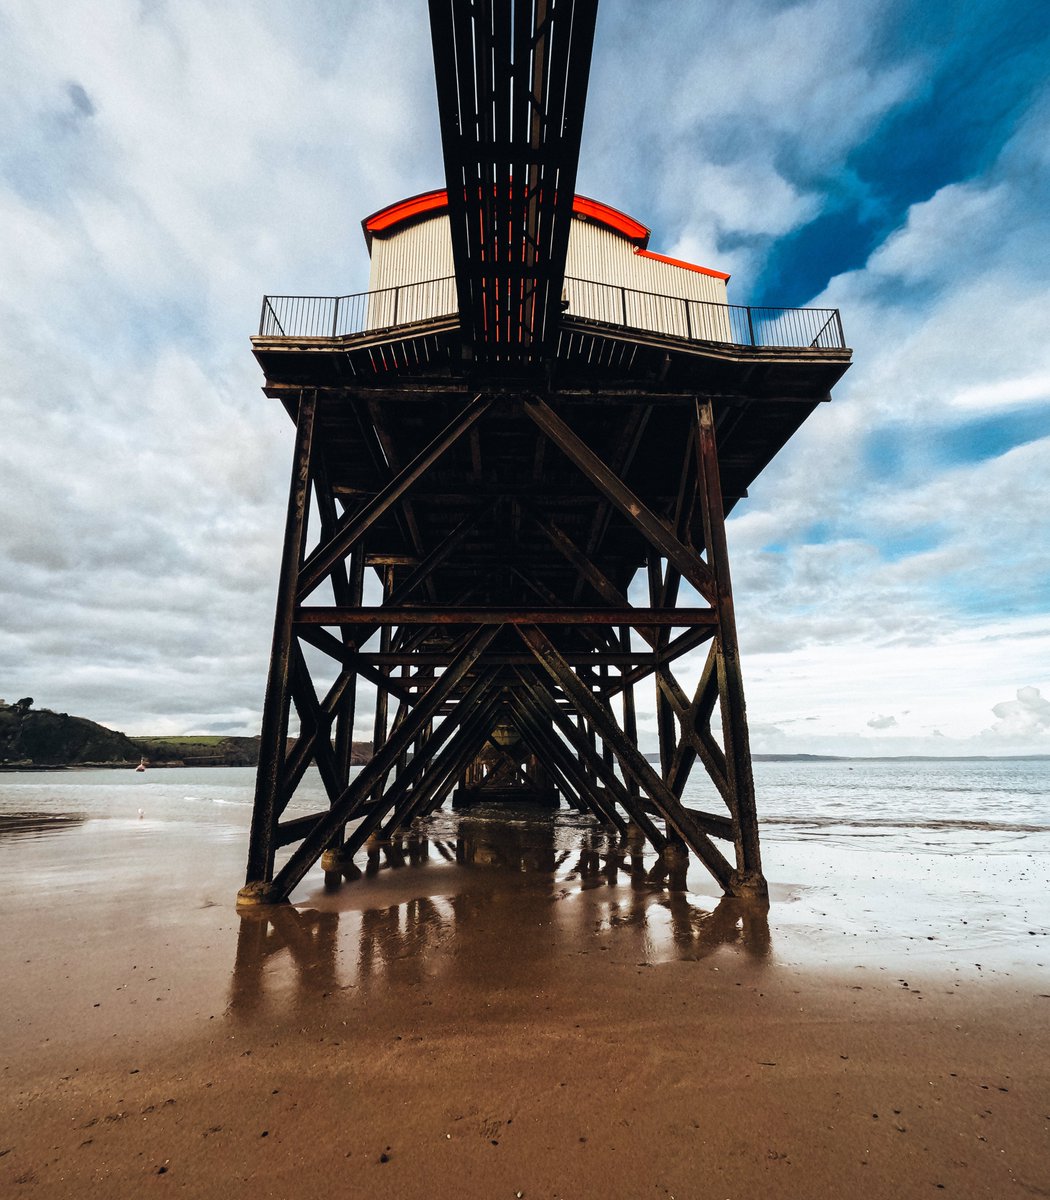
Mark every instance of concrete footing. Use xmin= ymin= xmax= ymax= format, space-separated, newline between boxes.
xmin=235 ymin=881 xmax=288 ymax=908
xmin=727 ymin=869 xmax=769 ymax=901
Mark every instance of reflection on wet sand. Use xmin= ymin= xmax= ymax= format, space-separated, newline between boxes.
xmin=229 ymin=810 xmax=770 ymax=1017
xmin=0 ymin=811 xmax=87 ymax=842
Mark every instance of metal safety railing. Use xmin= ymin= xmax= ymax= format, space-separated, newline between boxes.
xmin=259 ymin=274 xmax=844 ymax=350
xmin=562 ymin=276 xmax=845 ymax=349
xmin=258 ymin=276 xmax=459 ymax=339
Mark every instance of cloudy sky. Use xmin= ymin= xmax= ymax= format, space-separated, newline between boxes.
xmin=1 ymin=0 xmax=1047 ymax=756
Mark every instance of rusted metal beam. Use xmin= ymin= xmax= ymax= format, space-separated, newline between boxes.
xmin=295 ymin=606 xmax=717 ymax=626
xmin=257 ymin=624 xmax=502 ymax=902
xmin=285 ymin=646 xmax=351 ymax=810
xmin=529 ymin=507 xmax=630 ymax=608
xmin=600 ymin=625 xmax=715 ymax=694
xmin=244 ymin=389 xmax=317 ymax=887
xmin=333 ymin=545 xmax=365 ymax=788
xmin=512 ymin=672 xmax=667 ymax=853
xmin=665 ymin=640 xmax=730 ymax=803
xmin=296 ymin=394 xmax=491 ymax=598
xmin=696 ymin=397 xmax=764 ymax=892
xmin=517 ymin=624 xmax=737 ymax=892
xmin=506 ymin=694 xmax=627 ymax=834
xmin=338 ymin=671 xmax=503 ymax=856
xmin=523 ymin=396 xmax=716 ymax=603
xmin=354 ymin=651 xmax=662 ymax=667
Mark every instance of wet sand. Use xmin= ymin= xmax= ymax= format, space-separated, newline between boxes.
xmin=2 ymin=807 xmax=1048 ymax=1198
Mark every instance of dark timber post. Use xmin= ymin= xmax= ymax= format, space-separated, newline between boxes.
xmin=695 ymin=397 xmax=765 ymax=896
xmin=241 ymin=389 xmax=317 ymax=902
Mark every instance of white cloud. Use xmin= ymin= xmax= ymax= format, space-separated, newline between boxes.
xmin=982 ymin=686 xmax=1050 ymax=741
xmin=583 ymin=0 xmax=924 ymax=284
xmin=0 ymin=1 xmax=1047 ymax=763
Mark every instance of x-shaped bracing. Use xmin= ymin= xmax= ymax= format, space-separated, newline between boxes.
xmin=240 ymin=389 xmax=767 ymax=905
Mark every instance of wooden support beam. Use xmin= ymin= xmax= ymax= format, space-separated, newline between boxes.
xmin=244 ymin=390 xmax=317 ymax=887
xmin=517 ymin=624 xmax=737 ymax=892
xmin=296 ymin=394 xmax=491 ymax=598
xmin=523 ymin=397 xmax=716 ymax=603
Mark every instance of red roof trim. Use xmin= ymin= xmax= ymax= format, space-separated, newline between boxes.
xmin=363 ymin=190 xmax=651 ymax=246
xmin=636 ymin=248 xmax=730 ymax=281
xmin=362 ymin=190 xmax=728 ymax=279
xmin=570 ymin=194 xmax=649 ymax=246
xmin=363 ymin=189 xmax=449 ymax=234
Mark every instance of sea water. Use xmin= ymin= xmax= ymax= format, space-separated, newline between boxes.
xmin=1 ymin=758 xmax=1045 ymax=845
xmin=0 ymin=759 xmax=1046 ymax=975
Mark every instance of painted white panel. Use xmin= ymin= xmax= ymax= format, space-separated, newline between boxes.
xmin=366 ymin=216 xmax=457 ymax=327
xmin=364 ymin=210 xmax=733 ymax=339
xmin=565 ymin=219 xmax=732 ymax=340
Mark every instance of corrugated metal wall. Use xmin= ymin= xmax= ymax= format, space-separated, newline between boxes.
xmin=367 ymin=215 xmax=457 ymax=328
xmin=367 ymin=210 xmax=733 ymax=340
xmin=563 ymin=220 xmax=731 ymax=340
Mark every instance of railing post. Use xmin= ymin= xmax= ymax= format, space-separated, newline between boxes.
xmin=620 ymin=286 xmax=627 ymax=327
xmin=835 ymin=310 xmax=844 ymax=348
xmin=259 ymin=296 xmax=269 ymax=336
xmin=331 ymin=296 xmax=340 ymax=338
xmin=392 ymin=285 xmax=399 ymax=328
xmin=746 ymin=306 xmax=755 ymax=347
xmin=684 ymin=298 xmax=692 ymax=340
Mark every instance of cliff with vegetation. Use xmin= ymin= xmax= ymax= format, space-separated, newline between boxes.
xmin=0 ymin=698 xmax=371 ymax=768
xmin=0 ymin=697 xmax=142 ymax=767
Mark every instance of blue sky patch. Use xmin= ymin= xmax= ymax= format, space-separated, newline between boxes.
xmin=753 ymin=0 xmax=1050 ymax=305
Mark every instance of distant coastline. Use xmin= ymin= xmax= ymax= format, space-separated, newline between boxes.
xmin=2 ymin=700 xmax=1045 ymax=769
xmin=0 ymin=700 xmax=371 ymax=770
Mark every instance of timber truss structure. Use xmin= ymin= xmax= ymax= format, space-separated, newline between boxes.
xmin=238 ymin=0 xmax=851 ymax=905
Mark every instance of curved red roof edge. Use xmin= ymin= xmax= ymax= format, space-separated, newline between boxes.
xmin=363 ymin=189 xmax=450 ymax=236
xmin=361 ymin=189 xmax=728 ymax=280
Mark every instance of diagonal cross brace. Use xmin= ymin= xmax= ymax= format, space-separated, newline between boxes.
xmin=505 ymin=690 xmax=632 ymax=837
xmin=512 ymin=671 xmax=667 ymax=852
xmin=257 ymin=624 xmax=502 ymax=902
xmin=523 ymin=397 xmax=716 ymax=604
xmin=296 ymin=395 xmax=492 ymax=599
xmin=336 ymin=671 xmax=503 ymax=858
xmin=517 ymin=624 xmax=736 ymax=892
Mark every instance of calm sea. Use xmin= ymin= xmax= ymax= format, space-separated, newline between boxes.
xmin=0 ymin=758 xmax=1046 ymax=974
xmin=1 ymin=758 xmax=1045 ymax=841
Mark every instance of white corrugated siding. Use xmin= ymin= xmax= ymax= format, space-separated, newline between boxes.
xmin=366 ymin=215 xmax=457 ymax=327
xmin=564 ymin=220 xmax=731 ymax=340
xmin=366 ymin=210 xmax=732 ymax=340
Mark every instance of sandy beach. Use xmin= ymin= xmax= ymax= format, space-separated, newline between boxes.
xmin=2 ymin=779 xmax=1048 ymax=1199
